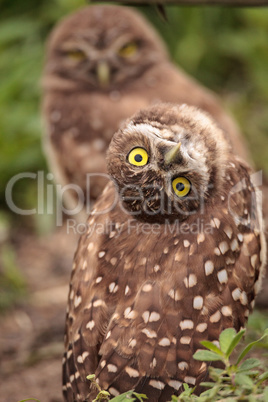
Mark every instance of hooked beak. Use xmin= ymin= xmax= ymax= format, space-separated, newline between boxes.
xmin=97 ymin=61 xmax=110 ymax=88
xmin=164 ymin=142 xmax=182 ymax=165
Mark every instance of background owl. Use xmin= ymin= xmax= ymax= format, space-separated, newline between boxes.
xmin=63 ymin=103 xmax=266 ymax=401
xmin=42 ymin=4 xmax=250 ymax=219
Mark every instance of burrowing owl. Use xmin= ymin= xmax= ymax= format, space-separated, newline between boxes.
xmin=63 ymin=104 xmax=266 ymax=401
xmin=42 ymin=5 xmax=249 ymax=219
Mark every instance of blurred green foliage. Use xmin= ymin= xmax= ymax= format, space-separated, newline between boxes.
xmin=0 ymin=0 xmax=267 ymax=226
xmin=0 ymin=244 xmax=26 ymax=312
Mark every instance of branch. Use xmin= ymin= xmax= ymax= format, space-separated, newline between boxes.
xmin=94 ymin=0 xmax=268 ymax=6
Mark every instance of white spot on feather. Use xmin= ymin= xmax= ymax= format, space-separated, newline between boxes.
xmin=204 ymin=260 xmax=214 ymax=276
xmin=159 ymin=337 xmax=170 ymax=346
xmin=180 ymin=320 xmax=194 ymax=330
xmin=214 ymin=247 xmax=221 ymax=256
xmin=184 ymin=274 xmax=197 ymax=288
xmin=183 ymin=240 xmax=190 ymax=248
xmin=240 ymin=291 xmax=248 ymax=305
xmin=221 ymin=306 xmax=232 ymax=316
xmin=231 ymin=238 xmax=239 ymax=251
xmin=149 ymin=312 xmax=161 ymax=322
xmin=107 ymin=364 xmax=117 ymax=373
xmin=86 ymin=320 xmax=95 ymax=330
xmin=180 ymin=336 xmax=191 ymax=344
xmin=210 ymin=310 xmax=221 ymax=323
xmin=125 ymin=366 xmax=139 ymax=378
xmin=184 ymin=376 xmax=196 ymax=385
xmin=93 ymin=299 xmax=106 ymax=307
xmin=217 ymin=269 xmax=228 ymax=284
xmin=142 ymin=283 xmax=152 ymax=292
xmin=150 ymin=358 xmax=157 ymax=368
xmin=74 ymin=295 xmax=82 ymax=308
xmin=232 ymin=288 xmax=241 ymax=301
xmin=214 ymin=218 xmax=221 ymax=228
xmin=168 ymin=380 xmax=182 ymax=390
xmin=87 ymin=242 xmax=94 ymax=251
xmin=219 ymin=241 xmax=229 ymax=255
xmin=149 ymin=380 xmax=165 ymax=390
xmin=109 ymin=387 xmax=119 ymax=396
xmin=129 ymin=339 xmax=136 ymax=348
xmin=110 ymin=257 xmax=117 ymax=266
xmin=109 ymin=282 xmax=118 ymax=293
xmin=196 ymin=323 xmax=207 ymax=332
xmin=197 ymin=232 xmax=205 ymax=244
xmin=141 ymin=328 xmax=157 ymax=338
xmin=178 ymin=361 xmax=188 ymax=370
xmin=193 ymin=296 xmax=203 ymax=310
xmin=224 ymin=226 xmax=233 ymax=239
xmin=154 ymin=264 xmax=160 ymax=272
xmin=168 ymin=288 xmax=181 ymax=301
xmin=251 ymin=254 xmax=258 ymax=269
xmin=142 ymin=311 xmax=150 ymax=323
xmin=77 ymin=355 xmax=83 ymax=364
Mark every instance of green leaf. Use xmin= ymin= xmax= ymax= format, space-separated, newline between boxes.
xmin=93 ymin=390 xmax=110 ymax=402
xmin=193 ymin=350 xmax=223 ymax=362
xmin=263 ymin=386 xmax=268 ymax=400
xmin=110 ymin=391 xmax=147 ymax=402
xmin=226 ymin=329 xmax=246 ymax=358
xmin=235 ymin=373 xmax=254 ymax=389
xmin=199 ymin=340 xmax=224 ymax=356
xmin=219 ymin=328 xmax=237 ymax=354
xmin=132 ymin=392 xmax=148 ymax=401
xmin=236 ymin=329 xmax=268 ymax=364
xmin=258 ymin=371 xmax=268 ymax=382
xmin=238 ymin=358 xmax=261 ymax=372
xmin=18 ymin=400 xmax=41 ymax=402
xmin=200 ymin=382 xmax=215 ymax=388
xmin=87 ymin=374 xmax=96 ymax=381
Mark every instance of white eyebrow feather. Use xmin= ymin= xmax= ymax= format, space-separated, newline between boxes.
xmin=125 ymin=123 xmax=164 ymax=139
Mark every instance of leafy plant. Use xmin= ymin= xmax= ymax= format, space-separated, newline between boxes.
xmin=171 ymin=327 xmax=268 ymax=401
xmin=86 ymin=374 xmax=147 ymax=401
xmin=0 ymin=244 xmax=26 ymax=312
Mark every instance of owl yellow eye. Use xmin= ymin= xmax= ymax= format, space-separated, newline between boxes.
xmin=128 ymin=147 xmax=149 ymax=167
xmin=66 ymin=49 xmax=86 ymax=61
xmin=118 ymin=42 xmax=138 ymax=58
xmin=172 ymin=177 xmax=191 ymax=198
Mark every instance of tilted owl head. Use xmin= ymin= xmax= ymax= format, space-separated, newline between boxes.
xmin=44 ymin=5 xmax=168 ymax=90
xmin=107 ymin=103 xmax=231 ymax=222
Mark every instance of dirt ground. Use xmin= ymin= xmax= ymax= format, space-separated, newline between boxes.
xmin=0 ymin=224 xmax=78 ymax=402
xmin=0 ymin=222 xmax=267 ymax=402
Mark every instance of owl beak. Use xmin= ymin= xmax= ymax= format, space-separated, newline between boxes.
xmin=97 ymin=61 xmax=110 ymax=88
xmin=164 ymin=142 xmax=182 ymax=165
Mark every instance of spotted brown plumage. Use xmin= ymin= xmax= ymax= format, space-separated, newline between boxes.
xmin=63 ymin=104 xmax=266 ymax=401
xmin=42 ymin=5 xmax=250 ymax=221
